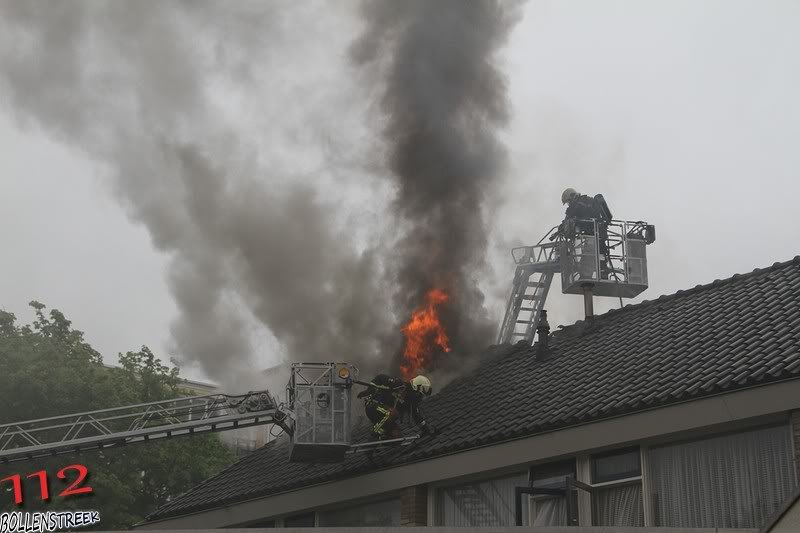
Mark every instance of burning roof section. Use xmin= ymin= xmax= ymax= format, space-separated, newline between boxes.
xmin=147 ymin=256 xmax=800 ymax=522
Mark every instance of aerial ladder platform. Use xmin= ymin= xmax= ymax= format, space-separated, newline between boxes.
xmin=0 ymin=391 xmax=288 ymax=465
xmin=0 ymin=362 xmax=416 ymax=466
xmin=498 ymin=218 xmax=656 ymax=345
xmin=1 ymin=216 xmax=655 ymax=466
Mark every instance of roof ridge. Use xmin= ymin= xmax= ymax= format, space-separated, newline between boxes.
xmin=550 ymin=255 xmax=800 ymax=337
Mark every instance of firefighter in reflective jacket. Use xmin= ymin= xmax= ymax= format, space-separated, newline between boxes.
xmin=357 ymin=374 xmax=433 ymax=440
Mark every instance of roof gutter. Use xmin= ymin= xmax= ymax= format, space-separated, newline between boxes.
xmin=137 ymin=376 xmax=800 ymax=529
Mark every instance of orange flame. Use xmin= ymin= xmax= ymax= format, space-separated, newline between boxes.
xmin=400 ymin=288 xmax=452 ymax=380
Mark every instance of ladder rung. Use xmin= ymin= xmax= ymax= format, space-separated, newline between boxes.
xmin=501 ymin=267 xmax=553 ymax=345
xmin=522 ymin=294 xmax=542 ymax=300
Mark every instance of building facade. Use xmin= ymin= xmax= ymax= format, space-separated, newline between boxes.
xmin=139 ymin=257 xmax=800 ymax=530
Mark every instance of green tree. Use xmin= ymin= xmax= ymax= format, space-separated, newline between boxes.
xmin=0 ymin=302 xmax=236 ymax=528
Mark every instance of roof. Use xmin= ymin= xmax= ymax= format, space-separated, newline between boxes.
xmin=147 ymin=256 xmax=800 ymax=522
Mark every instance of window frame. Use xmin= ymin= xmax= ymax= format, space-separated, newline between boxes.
xmin=432 ymin=469 xmax=529 ymax=527
xmin=589 ymin=446 xmax=645 ymax=527
xmin=529 ymin=458 xmax=577 ymax=487
xmin=525 ymin=458 xmax=579 ymax=526
xmin=591 ymin=446 xmax=642 ymax=484
xmin=644 ymin=421 xmax=797 ymax=529
xmin=427 ymin=417 xmax=794 ymax=530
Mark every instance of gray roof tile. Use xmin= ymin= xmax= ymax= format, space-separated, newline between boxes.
xmin=147 ymin=256 xmax=800 ymax=522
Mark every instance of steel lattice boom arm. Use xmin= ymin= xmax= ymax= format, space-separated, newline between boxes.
xmin=0 ymin=391 xmax=290 ymax=465
xmin=498 ymin=218 xmax=655 ymax=345
xmin=497 ymin=227 xmax=561 ymax=345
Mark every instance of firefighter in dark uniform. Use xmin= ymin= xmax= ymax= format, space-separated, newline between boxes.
xmin=560 ymin=188 xmax=614 ymax=278
xmin=357 ymin=374 xmax=433 ymax=440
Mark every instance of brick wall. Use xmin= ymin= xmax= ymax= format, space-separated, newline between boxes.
xmin=400 ymin=484 xmax=428 ymax=526
xmin=792 ymin=411 xmax=800 ymax=482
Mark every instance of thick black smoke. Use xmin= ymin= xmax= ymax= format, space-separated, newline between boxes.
xmin=0 ymin=1 xmax=393 ymax=390
xmin=0 ymin=0 xmax=522 ymax=390
xmin=352 ymin=0 xmax=524 ymax=372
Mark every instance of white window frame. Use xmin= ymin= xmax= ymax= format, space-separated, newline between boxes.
xmin=526 ymin=457 xmax=579 ymax=527
xmin=640 ymin=444 xmax=654 ymax=526
xmin=587 ymin=447 xmax=645 ymax=527
xmin=641 ymin=420 xmax=797 ymax=529
xmin=428 ymin=467 xmax=529 ymax=527
xmin=427 ymin=416 xmax=794 ymax=529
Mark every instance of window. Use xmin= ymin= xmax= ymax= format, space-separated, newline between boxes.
xmin=283 ymin=512 xmax=315 ymax=527
xmin=647 ymin=424 xmax=797 ymax=528
xmin=593 ymin=447 xmax=641 ymax=483
xmin=436 ymin=472 xmax=527 ymax=526
xmin=528 ymin=460 xmax=576 ymax=526
xmin=318 ymin=498 xmax=400 ymax=527
xmin=591 ymin=447 xmax=644 ymax=527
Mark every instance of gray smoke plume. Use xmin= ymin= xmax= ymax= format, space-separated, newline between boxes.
xmin=0 ymin=0 xmax=523 ymax=391
xmin=0 ymin=1 xmax=394 ymax=390
xmin=351 ymin=0 xmax=524 ymax=374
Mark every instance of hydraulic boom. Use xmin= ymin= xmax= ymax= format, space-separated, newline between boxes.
xmin=0 ymin=391 xmax=289 ymax=465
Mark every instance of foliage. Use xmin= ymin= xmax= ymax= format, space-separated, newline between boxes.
xmin=0 ymin=302 xmax=235 ymax=528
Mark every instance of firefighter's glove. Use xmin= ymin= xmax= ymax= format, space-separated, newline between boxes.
xmin=357 ymin=389 xmax=371 ymax=399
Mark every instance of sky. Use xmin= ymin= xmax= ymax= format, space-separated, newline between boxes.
xmin=1 ymin=0 xmax=798 ymax=385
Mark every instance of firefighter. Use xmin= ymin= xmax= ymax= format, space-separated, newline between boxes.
xmin=357 ymin=374 xmax=433 ymax=440
xmin=560 ymin=188 xmax=614 ymax=278
xmin=561 ymin=188 xmax=612 ymax=229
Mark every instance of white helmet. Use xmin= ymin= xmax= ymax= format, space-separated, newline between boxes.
xmin=561 ymin=187 xmax=579 ymax=204
xmin=411 ymin=375 xmax=432 ymax=396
